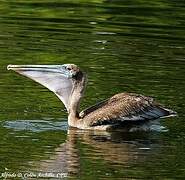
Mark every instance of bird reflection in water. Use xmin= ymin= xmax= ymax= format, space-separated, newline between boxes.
xmin=32 ymin=129 xmax=158 ymax=177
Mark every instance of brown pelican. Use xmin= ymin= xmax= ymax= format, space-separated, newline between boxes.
xmin=7 ymin=64 xmax=177 ymax=131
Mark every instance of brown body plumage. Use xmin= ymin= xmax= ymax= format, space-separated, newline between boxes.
xmin=79 ymin=93 xmax=175 ymax=129
xmin=7 ymin=64 xmax=177 ymax=131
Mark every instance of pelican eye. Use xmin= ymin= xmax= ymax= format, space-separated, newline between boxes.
xmin=67 ymin=67 xmax=72 ymax=71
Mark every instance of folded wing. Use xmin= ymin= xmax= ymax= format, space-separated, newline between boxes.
xmin=81 ymin=93 xmax=177 ymax=127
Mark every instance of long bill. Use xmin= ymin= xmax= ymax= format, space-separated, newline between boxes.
xmin=7 ymin=64 xmax=74 ymax=111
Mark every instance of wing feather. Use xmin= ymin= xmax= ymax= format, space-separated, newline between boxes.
xmin=81 ymin=93 xmax=176 ymax=127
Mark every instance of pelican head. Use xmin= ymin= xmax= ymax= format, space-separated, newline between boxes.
xmin=7 ymin=64 xmax=86 ymax=114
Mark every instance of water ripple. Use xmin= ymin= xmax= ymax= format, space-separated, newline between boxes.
xmin=3 ymin=120 xmax=68 ymax=132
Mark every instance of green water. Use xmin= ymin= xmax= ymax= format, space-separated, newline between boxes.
xmin=0 ymin=0 xmax=185 ymax=179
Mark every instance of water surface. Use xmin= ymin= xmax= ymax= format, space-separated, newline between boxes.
xmin=0 ymin=0 xmax=185 ymax=179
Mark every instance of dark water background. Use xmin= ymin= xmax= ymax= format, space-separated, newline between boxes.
xmin=0 ymin=0 xmax=185 ymax=179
